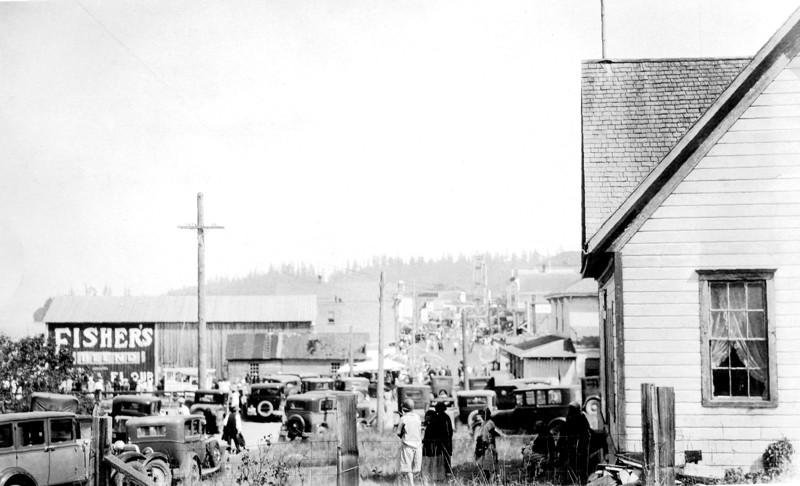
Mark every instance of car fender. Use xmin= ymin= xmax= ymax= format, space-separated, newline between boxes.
xmin=0 ymin=468 xmax=37 ymax=486
xmin=116 ymin=451 xmax=148 ymax=464
xmin=143 ymin=451 xmax=171 ymax=466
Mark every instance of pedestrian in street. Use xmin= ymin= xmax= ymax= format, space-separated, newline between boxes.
xmin=177 ymin=397 xmax=190 ymax=415
xmin=222 ymin=404 xmax=245 ymax=453
xmin=452 ymin=340 xmax=458 ymax=355
xmin=422 ymin=401 xmax=453 ymax=482
xmin=397 ymin=398 xmax=422 ymax=486
xmin=476 ymin=407 xmax=505 ymax=482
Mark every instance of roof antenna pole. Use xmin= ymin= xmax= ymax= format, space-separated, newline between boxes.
xmin=601 ymin=0 xmax=607 ymax=59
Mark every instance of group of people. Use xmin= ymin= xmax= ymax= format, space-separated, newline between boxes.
xmin=396 ymin=400 xmax=508 ymax=486
xmin=396 ymin=401 xmax=594 ymax=485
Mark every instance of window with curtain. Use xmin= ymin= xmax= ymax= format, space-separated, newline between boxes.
xmin=698 ymin=270 xmax=777 ymax=407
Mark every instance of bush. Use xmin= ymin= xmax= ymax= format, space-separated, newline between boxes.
xmin=763 ymin=438 xmax=794 ymax=479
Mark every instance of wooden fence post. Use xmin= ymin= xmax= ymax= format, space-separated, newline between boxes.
xmin=337 ymin=394 xmax=359 ymax=486
xmin=641 ymin=384 xmax=675 ymax=486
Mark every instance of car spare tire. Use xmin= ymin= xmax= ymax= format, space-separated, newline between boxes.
xmin=256 ymin=400 xmax=274 ymax=417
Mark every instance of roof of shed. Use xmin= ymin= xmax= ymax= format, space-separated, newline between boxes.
xmin=502 ymin=335 xmax=577 ymax=359
xmin=43 ymin=295 xmax=317 ymax=323
xmin=581 ymin=57 xmax=750 ymax=243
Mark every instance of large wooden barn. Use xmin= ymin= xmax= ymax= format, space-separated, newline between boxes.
xmin=582 ymin=7 xmax=800 ymax=473
xmin=44 ymin=295 xmax=367 ymax=384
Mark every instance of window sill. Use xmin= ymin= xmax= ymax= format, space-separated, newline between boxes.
xmin=702 ymin=398 xmax=777 ymax=409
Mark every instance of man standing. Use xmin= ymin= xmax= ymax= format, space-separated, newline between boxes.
xmin=397 ymin=398 xmax=422 ymax=486
xmin=177 ymin=397 xmax=190 ymax=415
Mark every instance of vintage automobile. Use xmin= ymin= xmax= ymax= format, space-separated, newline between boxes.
xmin=335 ymin=377 xmax=370 ymax=400
xmin=0 ymin=411 xmax=93 ymax=486
xmin=263 ymin=374 xmax=302 ymax=396
xmin=110 ymin=395 xmax=162 ymax=443
xmin=466 ymin=376 xmax=492 ymax=390
xmin=490 ymin=385 xmax=579 ymax=437
xmin=300 ymin=377 xmax=335 ymax=394
xmin=125 ymin=415 xmax=227 ymax=484
xmin=245 ymin=383 xmax=285 ymax=420
xmin=283 ymin=393 xmax=339 ymax=440
xmin=189 ymin=390 xmax=230 ymax=435
xmin=430 ymin=376 xmax=455 ymax=398
xmin=456 ymin=389 xmax=497 ymax=426
xmin=395 ymin=384 xmax=432 ymax=423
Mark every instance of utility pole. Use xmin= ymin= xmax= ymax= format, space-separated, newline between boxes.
xmin=179 ymin=193 xmax=224 ymax=392
xmin=601 ymin=0 xmax=606 ymax=59
xmin=410 ymin=281 xmax=417 ymax=381
xmin=462 ymin=308 xmax=469 ymax=390
xmin=377 ymin=271 xmax=385 ymax=433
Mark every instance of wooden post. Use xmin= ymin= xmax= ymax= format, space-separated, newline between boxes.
xmin=376 ymin=271 xmax=385 ymax=433
xmin=641 ymin=384 xmax=675 ymax=486
xmin=337 ymin=394 xmax=359 ymax=486
xmin=461 ymin=308 xmax=469 ymax=390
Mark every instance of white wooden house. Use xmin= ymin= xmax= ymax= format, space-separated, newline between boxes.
xmin=581 ymin=8 xmax=800 ymax=472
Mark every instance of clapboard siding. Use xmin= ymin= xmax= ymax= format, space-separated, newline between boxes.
xmin=619 ymin=53 xmax=800 ymax=470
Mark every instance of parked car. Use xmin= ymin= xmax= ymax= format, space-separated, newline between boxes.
xmin=300 ymin=377 xmax=335 ymax=394
xmin=336 ymin=377 xmax=370 ymax=400
xmin=490 ymin=385 xmax=578 ymax=437
xmin=283 ymin=393 xmax=339 ymax=440
xmin=430 ymin=376 xmax=455 ymax=398
xmin=29 ymin=392 xmax=79 ymax=413
xmin=395 ymin=385 xmax=432 ymax=424
xmin=456 ymin=389 xmax=497 ymax=426
xmin=0 ymin=411 xmax=91 ymax=486
xmin=263 ymin=374 xmax=302 ymax=396
xmin=125 ymin=415 xmax=227 ymax=484
xmin=467 ymin=376 xmax=492 ymax=390
xmin=245 ymin=383 xmax=285 ymax=420
xmin=110 ymin=395 xmax=163 ymax=443
xmin=189 ymin=390 xmax=231 ymax=434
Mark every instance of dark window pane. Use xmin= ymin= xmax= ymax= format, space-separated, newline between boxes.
xmin=730 ymin=370 xmax=749 ymax=396
xmin=712 ymin=369 xmax=730 ymax=397
xmin=0 ymin=424 xmax=12 ymax=448
xmin=729 ymin=284 xmax=746 ymax=308
xmin=747 ymin=283 xmax=764 ymax=310
xmin=710 ymin=283 xmax=728 ymax=309
xmin=749 ymin=374 xmax=766 ymax=399
xmin=710 ymin=311 xmax=728 ymax=338
xmin=728 ymin=349 xmax=745 ymax=368
xmin=50 ymin=419 xmax=73 ymax=443
xmin=748 ymin=311 xmax=765 ymax=338
xmin=21 ymin=421 xmax=45 ymax=446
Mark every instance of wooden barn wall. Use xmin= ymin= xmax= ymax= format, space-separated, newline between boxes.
xmin=156 ymin=322 xmax=310 ymax=380
xmin=620 ymin=56 xmax=800 ymax=470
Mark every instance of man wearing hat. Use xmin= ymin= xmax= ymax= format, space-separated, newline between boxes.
xmin=397 ymin=398 xmax=422 ymax=486
xmin=177 ymin=397 xmax=190 ymax=415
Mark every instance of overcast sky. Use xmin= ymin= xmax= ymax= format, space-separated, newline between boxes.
xmin=1 ymin=0 xmax=798 ymax=336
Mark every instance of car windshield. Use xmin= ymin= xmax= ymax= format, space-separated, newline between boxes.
xmin=307 ymin=382 xmax=332 ymax=391
xmin=195 ymin=393 xmax=226 ymax=404
xmin=460 ymin=396 xmax=487 ymax=406
xmin=254 ymin=388 xmax=281 ymax=397
xmin=115 ymin=402 xmax=157 ymax=416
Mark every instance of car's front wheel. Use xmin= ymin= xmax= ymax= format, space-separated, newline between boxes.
xmin=185 ymin=459 xmax=201 ymax=485
xmin=206 ymin=442 xmax=221 ymax=468
xmin=286 ymin=416 xmax=305 ymax=440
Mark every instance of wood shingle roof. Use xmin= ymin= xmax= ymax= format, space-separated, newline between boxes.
xmin=581 ymin=58 xmax=750 ymax=243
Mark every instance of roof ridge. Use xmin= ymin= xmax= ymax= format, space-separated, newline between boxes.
xmin=582 ymin=56 xmax=752 ymax=65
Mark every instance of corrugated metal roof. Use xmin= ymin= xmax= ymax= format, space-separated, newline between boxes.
xmin=43 ymin=295 xmax=317 ymax=323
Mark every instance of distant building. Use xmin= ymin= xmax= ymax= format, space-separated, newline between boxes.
xmin=501 ymin=335 xmax=577 ymax=383
xmin=43 ymin=295 xmax=366 ymax=383
xmin=506 ymin=270 xmax=580 ymax=334
xmin=545 ymin=278 xmax=599 ymax=343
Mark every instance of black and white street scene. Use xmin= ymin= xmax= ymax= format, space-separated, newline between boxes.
xmin=3 ymin=1 xmax=800 ymax=485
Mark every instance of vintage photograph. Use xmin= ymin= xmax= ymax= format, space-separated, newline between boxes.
xmin=1 ymin=1 xmax=799 ymax=485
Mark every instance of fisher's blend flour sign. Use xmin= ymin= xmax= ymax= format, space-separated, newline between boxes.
xmin=50 ymin=324 xmax=156 ymax=384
